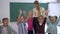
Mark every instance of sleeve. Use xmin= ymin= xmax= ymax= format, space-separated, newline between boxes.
xmin=46 ymin=16 xmax=51 ymax=25
xmin=33 ymin=8 xmax=36 ymax=17
xmin=46 ymin=16 xmax=51 ymax=33
xmin=25 ymin=22 xmax=28 ymax=29
xmin=46 ymin=26 xmax=50 ymax=33
xmin=41 ymin=7 xmax=45 ymax=11
xmin=54 ymin=16 xmax=60 ymax=25
xmin=41 ymin=7 xmax=46 ymax=17
xmin=43 ymin=17 xmax=47 ymax=24
xmin=10 ymin=26 xmax=17 ymax=34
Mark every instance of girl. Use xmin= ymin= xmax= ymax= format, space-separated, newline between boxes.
xmin=35 ymin=15 xmax=46 ymax=34
xmin=46 ymin=16 xmax=60 ymax=34
xmin=17 ymin=9 xmax=26 ymax=34
xmin=27 ymin=10 xmax=33 ymax=34
xmin=23 ymin=10 xmax=28 ymax=34
xmin=33 ymin=1 xmax=46 ymax=34
xmin=17 ymin=16 xmax=26 ymax=34
xmin=33 ymin=0 xmax=45 ymax=17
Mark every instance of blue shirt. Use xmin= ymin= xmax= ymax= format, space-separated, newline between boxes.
xmin=46 ymin=16 xmax=60 ymax=34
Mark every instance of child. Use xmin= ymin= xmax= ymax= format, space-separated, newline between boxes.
xmin=17 ymin=16 xmax=26 ymax=34
xmin=35 ymin=15 xmax=46 ymax=34
xmin=23 ymin=10 xmax=28 ymax=34
xmin=0 ymin=18 xmax=17 ymax=34
xmin=27 ymin=10 xmax=33 ymax=34
xmin=46 ymin=16 xmax=60 ymax=34
xmin=18 ymin=9 xmax=27 ymax=34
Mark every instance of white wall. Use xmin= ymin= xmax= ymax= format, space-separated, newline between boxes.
xmin=0 ymin=0 xmax=10 ymax=21
xmin=48 ymin=3 xmax=60 ymax=16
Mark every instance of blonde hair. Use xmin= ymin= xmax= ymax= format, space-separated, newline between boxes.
xmin=38 ymin=15 xmax=44 ymax=19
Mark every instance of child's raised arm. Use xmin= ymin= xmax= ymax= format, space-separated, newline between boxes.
xmin=54 ymin=16 xmax=60 ymax=25
xmin=19 ymin=9 xmax=23 ymax=16
xmin=45 ymin=10 xmax=51 ymax=25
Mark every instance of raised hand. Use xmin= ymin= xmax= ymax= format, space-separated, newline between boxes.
xmin=45 ymin=10 xmax=49 ymax=16
xmin=19 ymin=9 xmax=22 ymax=16
xmin=19 ymin=9 xmax=22 ymax=15
xmin=23 ymin=10 xmax=26 ymax=16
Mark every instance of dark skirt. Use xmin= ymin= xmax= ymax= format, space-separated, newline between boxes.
xmin=28 ymin=30 xmax=33 ymax=34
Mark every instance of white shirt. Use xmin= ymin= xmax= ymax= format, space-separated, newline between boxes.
xmin=39 ymin=23 xmax=43 ymax=26
xmin=33 ymin=7 xmax=45 ymax=17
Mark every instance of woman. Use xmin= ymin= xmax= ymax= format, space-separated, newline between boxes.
xmin=33 ymin=1 xmax=45 ymax=34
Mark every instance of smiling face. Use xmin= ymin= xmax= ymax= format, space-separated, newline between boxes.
xmin=28 ymin=10 xmax=33 ymax=18
xmin=38 ymin=15 xmax=44 ymax=23
xmin=49 ymin=16 xmax=57 ymax=24
xmin=34 ymin=4 xmax=39 ymax=8
xmin=2 ymin=18 xmax=9 ymax=27
xmin=34 ymin=1 xmax=39 ymax=8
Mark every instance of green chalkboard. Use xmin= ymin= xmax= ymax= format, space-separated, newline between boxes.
xmin=10 ymin=3 xmax=48 ymax=22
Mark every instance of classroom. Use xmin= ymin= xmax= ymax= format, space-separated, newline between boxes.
xmin=0 ymin=0 xmax=60 ymax=34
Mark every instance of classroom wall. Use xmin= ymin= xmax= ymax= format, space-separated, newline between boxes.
xmin=48 ymin=3 xmax=60 ymax=16
xmin=0 ymin=0 xmax=57 ymax=21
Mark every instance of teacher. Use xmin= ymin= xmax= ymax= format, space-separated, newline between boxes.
xmin=33 ymin=0 xmax=45 ymax=34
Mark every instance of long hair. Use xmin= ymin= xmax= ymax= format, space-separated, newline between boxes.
xmin=34 ymin=1 xmax=40 ymax=12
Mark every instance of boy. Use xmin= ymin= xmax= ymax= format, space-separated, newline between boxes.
xmin=0 ymin=18 xmax=17 ymax=34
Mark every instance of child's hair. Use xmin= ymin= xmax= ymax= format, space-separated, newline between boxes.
xmin=55 ymin=16 xmax=57 ymax=19
xmin=38 ymin=15 xmax=44 ymax=19
xmin=28 ymin=10 xmax=33 ymax=17
xmin=49 ymin=16 xmax=57 ymax=19
xmin=38 ymin=15 xmax=47 ymax=23
xmin=2 ymin=18 xmax=8 ymax=23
